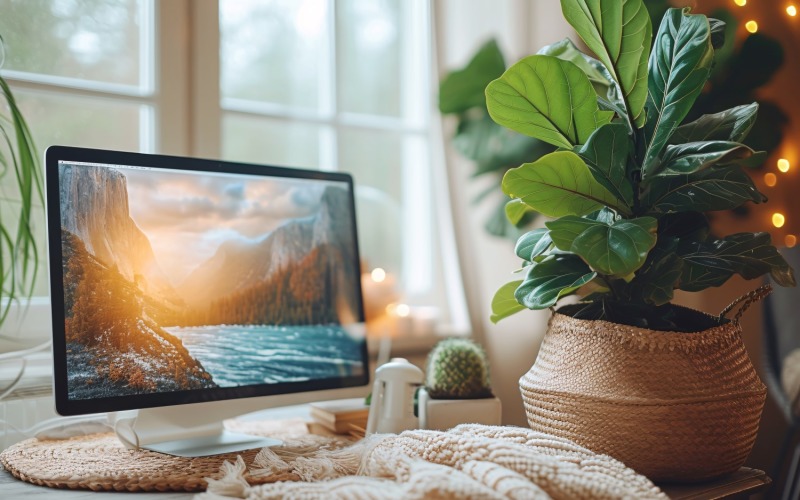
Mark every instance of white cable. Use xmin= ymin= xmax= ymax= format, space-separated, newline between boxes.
xmin=0 ymin=414 xmax=112 ymax=441
xmin=0 ymin=358 xmax=26 ymax=400
xmin=110 ymin=412 xmax=140 ymax=450
xmin=0 ymin=339 xmax=50 ymax=360
xmin=0 ymin=340 xmax=51 ymax=402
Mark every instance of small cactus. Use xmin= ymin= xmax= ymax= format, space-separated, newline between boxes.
xmin=424 ymin=338 xmax=493 ymax=399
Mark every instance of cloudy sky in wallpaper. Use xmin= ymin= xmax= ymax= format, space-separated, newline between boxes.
xmin=121 ymin=167 xmax=329 ymax=284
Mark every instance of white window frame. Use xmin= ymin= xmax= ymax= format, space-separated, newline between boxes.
xmin=0 ymin=0 xmax=470 ymax=344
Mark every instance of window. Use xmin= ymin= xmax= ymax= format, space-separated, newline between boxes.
xmin=0 ymin=0 xmax=159 ymax=299
xmin=0 ymin=0 xmax=466 ymax=331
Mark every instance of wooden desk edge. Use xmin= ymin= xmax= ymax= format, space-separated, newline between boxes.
xmin=659 ymin=467 xmax=771 ymax=500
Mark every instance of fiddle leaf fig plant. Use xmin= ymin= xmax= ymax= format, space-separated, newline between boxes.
xmin=489 ymin=0 xmax=795 ymax=331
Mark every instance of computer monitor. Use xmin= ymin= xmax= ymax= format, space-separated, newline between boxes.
xmin=45 ymin=146 xmax=370 ymax=456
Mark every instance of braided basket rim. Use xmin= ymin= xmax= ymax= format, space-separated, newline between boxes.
xmin=547 ymin=306 xmax=742 ymax=355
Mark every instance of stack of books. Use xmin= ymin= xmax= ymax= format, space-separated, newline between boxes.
xmin=308 ymin=398 xmax=370 ymax=437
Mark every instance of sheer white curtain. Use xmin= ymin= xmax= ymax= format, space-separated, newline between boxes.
xmin=433 ymin=0 xmax=572 ymax=426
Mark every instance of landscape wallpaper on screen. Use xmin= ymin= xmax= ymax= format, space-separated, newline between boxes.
xmin=59 ymin=163 xmax=364 ymax=400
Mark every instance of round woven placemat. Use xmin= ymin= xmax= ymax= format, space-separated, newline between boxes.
xmin=0 ymin=418 xmax=349 ymax=492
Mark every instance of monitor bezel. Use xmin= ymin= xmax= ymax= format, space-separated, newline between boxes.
xmin=46 ymin=145 xmax=370 ymax=416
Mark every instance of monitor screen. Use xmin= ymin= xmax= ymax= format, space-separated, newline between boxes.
xmin=46 ymin=147 xmax=369 ymax=416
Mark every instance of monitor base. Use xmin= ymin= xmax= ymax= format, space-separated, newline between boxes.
xmin=140 ymin=430 xmax=282 ymax=457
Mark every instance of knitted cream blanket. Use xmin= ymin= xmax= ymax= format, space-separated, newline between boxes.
xmin=196 ymin=424 xmax=667 ymax=499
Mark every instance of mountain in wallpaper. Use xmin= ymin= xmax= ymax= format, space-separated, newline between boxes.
xmin=60 ymin=164 xmax=363 ymax=399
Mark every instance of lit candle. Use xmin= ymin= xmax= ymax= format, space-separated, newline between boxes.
xmin=386 ymin=303 xmax=413 ymax=337
xmin=361 ymin=268 xmax=398 ymax=322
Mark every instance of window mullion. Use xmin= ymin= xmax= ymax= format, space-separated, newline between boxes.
xmin=188 ymin=0 xmax=221 ymax=159
xmin=155 ymin=0 xmax=190 ymax=155
xmin=324 ymin=0 xmax=339 ymax=170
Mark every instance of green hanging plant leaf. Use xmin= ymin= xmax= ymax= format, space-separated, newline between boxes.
xmin=574 ymin=122 xmax=635 ymax=207
xmin=668 ymin=103 xmax=759 ymax=145
xmin=455 ymin=116 xmax=555 ymax=178
xmin=490 ymin=280 xmax=526 ymax=323
xmin=547 ymin=216 xmax=658 ymax=276
xmin=560 ymin=0 xmax=652 ymax=128
xmin=515 ymin=228 xmax=553 ymax=262
xmin=644 ymin=166 xmax=766 ymax=214
xmin=658 ymin=141 xmax=755 ymax=175
xmin=502 ymin=151 xmax=630 ymax=218
xmin=515 ymin=256 xmax=597 ymax=309
xmin=486 ymin=55 xmax=610 ymax=149
xmin=439 ymin=39 xmax=505 ymax=114
xmin=643 ymin=8 xmax=714 ymax=177
xmin=678 ymin=232 xmax=797 ymax=291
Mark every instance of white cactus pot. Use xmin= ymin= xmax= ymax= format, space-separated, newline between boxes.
xmin=418 ymin=387 xmax=502 ymax=431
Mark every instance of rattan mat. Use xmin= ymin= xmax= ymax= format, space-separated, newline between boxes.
xmin=0 ymin=418 xmax=351 ymax=492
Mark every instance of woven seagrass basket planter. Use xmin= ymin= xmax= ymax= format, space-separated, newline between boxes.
xmin=520 ymin=302 xmax=767 ymax=483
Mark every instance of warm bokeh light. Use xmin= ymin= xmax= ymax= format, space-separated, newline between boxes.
xmin=786 ymin=235 xmax=798 ymax=248
xmin=734 ymin=0 xmax=747 ymax=6
xmin=395 ymin=303 xmax=410 ymax=317
xmin=778 ymin=158 xmax=791 ymax=172
xmin=745 ymin=20 xmax=759 ymax=33
xmin=371 ymin=267 xmax=386 ymax=283
xmin=764 ymin=173 xmax=778 ymax=187
xmin=773 ymin=213 xmax=786 ymax=228
xmin=788 ymin=5 xmax=798 ymax=16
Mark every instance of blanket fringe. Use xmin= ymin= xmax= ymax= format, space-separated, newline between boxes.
xmin=200 ymin=456 xmax=250 ymax=499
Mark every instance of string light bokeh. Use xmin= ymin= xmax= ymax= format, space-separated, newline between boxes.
xmin=709 ymin=0 xmax=800 ymax=248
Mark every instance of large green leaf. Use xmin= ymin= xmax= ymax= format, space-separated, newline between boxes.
xmin=644 ymin=166 xmax=765 ymax=214
xmin=503 ymin=151 xmax=631 ymax=217
xmin=629 ymin=237 xmax=683 ymax=306
xmin=643 ymin=8 xmax=714 ymax=177
xmin=560 ymin=0 xmax=652 ymax=127
xmin=545 ymin=216 xmax=604 ymax=250
xmin=658 ymin=141 xmax=755 ymax=175
xmin=678 ymin=232 xmax=797 ymax=291
xmin=490 ymin=280 xmax=526 ymax=323
xmin=668 ymin=103 xmax=759 ymax=145
xmin=486 ymin=55 xmax=610 ymax=149
xmin=574 ymin=122 xmax=635 ymax=207
xmin=547 ymin=216 xmax=658 ymax=276
xmin=439 ymin=39 xmax=505 ymax=114
xmin=537 ymin=38 xmax=611 ymax=89
xmin=515 ymin=256 xmax=597 ymax=309
xmin=515 ymin=228 xmax=553 ymax=262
